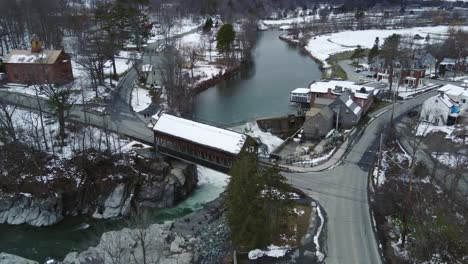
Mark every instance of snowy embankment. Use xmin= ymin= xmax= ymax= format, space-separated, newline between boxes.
xmin=305 ymin=26 xmax=467 ymax=70
xmin=180 ymin=166 xmax=229 ymax=210
xmin=244 ymin=122 xmax=284 ymax=157
xmin=176 ymin=31 xmax=226 ymax=87
xmin=131 ymin=86 xmax=152 ymax=112
xmin=4 ymin=106 xmax=129 ymax=160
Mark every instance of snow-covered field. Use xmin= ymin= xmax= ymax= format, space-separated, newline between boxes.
xmin=148 ymin=18 xmax=203 ymax=44
xmin=131 ymin=86 xmax=152 ymax=112
xmin=305 ymin=26 xmax=467 ymax=68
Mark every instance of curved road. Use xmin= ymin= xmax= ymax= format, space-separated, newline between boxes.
xmin=284 ymin=90 xmax=437 ymax=264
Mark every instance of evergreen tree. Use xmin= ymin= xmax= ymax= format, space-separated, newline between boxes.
xmin=203 ymin=17 xmax=213 ymax=32
xmin=368 ymin=37 xmax=380 ymax=63
xmin=226 ymin=151 xmax=292 ymax=250
xmin=351 ymin=45 xmax=365 ymax=64
xmin=216 ymin=23 xmax=236 ymax=53
xmin=259 ymin=166 xmax=292 ymax=243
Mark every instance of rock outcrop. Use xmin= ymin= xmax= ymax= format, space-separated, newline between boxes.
xmin=136 ymin=160 xmax=198 ymax=209
xmin=0 ymin=192 xmax=63 ymax=227
xmin=92 ymin=183 xmax=133 ymax=219
xmin=0 ymin=158 xmax=198 ymax=227
xmin=62 ymin=223 xmax=197 ymax=264
xmin=0 ymin=253 xmax=39 ymax=264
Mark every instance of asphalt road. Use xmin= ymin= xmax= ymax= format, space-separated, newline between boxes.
xmin=283 ymin=90 xmax=437 ymax=264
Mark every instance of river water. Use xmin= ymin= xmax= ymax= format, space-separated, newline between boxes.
xmin=0 ymin=30 xmax=320 ymax=262
xmin=192 ymin=30 xmax=321 ymax=125
xmin=0 ymin=167 xmax=228 ymax=262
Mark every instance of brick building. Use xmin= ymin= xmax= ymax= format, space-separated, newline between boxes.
xmin=4 ymin=35 xmax=73 ymax=85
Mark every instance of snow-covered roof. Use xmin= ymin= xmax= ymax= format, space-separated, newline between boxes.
xmin=438 ymin=84 xmax=468 ymax=98
xmin=4 ymin=50 xmax=63 ymax=65
xmin=153 ymin=114 xmax=247 ymax=155
xmin=434 ymin=93 xmax=457 ymax=109
xmin=338 ymin=93 xmax=362 ymax=116
xmin=309 ymin=80 xmax=375 ymax=99
xmin=291 ymin=88 xmax=310 ymax=94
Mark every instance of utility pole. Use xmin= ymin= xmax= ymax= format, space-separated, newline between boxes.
xmin=335 ymin=106 xmax=340 ymax=132
xmin=390 ymin=68 xmax=401 ymax=125
xmin=376 ymin=132 xmax=384 ymax=188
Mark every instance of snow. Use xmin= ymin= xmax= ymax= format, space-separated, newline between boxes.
xmin=292 ymin=208 xmax=305 ymax=216
xmin=438 ymin=84 xmax=468 ymax=97
xmin=291 ymin=88 xmax=310 ymax=94
xmin=293 ymin=147 xmax=336 ymax=166
xmin=197 ymin=166 xmax=229 ymax=188
xmin=261 ymin=15 xmax=317 ymax=27
xmin=309 ymin=80 xmax=375 ymax=97
xmin=432 ymin=152 xmax=467 ymax=168
xmin=176 ymin=165 xmax=229 ymax=210
xmin=248 ymin=245 xmax=290 ymax=260
xmin=314 ymin=206 xmax=325 ymax=262
xmin=131 ymin=86 xmax=152 ymax=112
xmin=153 ymin=114 xmax=247 ymax=155
xmin=7 ymin=53 xmax=47 ymax=63
xmin=305 ymin=26 xmax=468 ymax=68
xmin=415 ymin=123 xmax=468 ymax=144
xmin=345 ymin=98 xmax=354 ymax=107
xmin=120 ymin=141 xmax=152 ymax=153
xmin=2 ymin=106 xmax=130 ymax=160
xmin=245 ymin=122 xmax=284 ymax=157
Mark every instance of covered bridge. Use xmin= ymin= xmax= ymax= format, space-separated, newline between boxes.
xmin=153 ymin=114 xmax=258 ymax=172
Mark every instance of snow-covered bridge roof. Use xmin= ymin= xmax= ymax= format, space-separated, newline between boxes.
xmin=153 ymin=114 xmax=247 ymax=155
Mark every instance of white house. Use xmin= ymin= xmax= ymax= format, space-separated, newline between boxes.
xmin=437 ymin=84 xmax=468 ymax=121
xmin=420 ymin=91 xmax=460 ymax=126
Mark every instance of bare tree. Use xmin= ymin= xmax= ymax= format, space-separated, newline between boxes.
xmin=0 ymin=102 xmax=17 ymax=143
xmin=182 ymin=44 xmax=202 ymax=80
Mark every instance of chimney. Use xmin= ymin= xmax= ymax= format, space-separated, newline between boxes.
xmin=31 ymin=34 xmax=42 ymax=53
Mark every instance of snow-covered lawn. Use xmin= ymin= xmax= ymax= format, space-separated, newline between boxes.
xmin=305 ymin=26 xmax=468 ymax=68
xmin=416 ymin=123 xmax=467 ymax=144
xmin=131 ymin=86 xmax=152 ymax=112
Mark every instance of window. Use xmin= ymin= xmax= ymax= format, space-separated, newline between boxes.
xmin=462 ymin=99 xmax=466 ymax=104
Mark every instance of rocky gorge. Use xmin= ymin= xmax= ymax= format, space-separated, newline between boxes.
xmin=0 ymin=152 xmax=198 ymax=227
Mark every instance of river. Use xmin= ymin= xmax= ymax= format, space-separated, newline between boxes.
xmin=0 ymin=167 xmax=228 ymax=262
xmin=0 ymin=30 xmax=321 ymax=262
xmin=192 ymin=30 xmax=321 ymax=125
